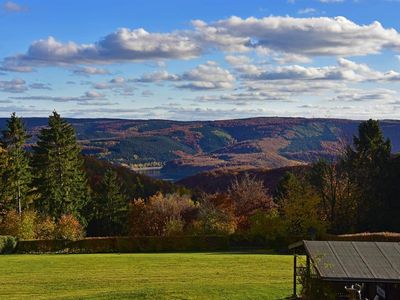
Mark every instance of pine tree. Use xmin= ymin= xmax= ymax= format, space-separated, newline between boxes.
xmin=92 ymin=169 xmax=127 ymax=236
xmin=32 ymin=111 xmax=89 ymax=221
xmin=0 ymin=145 xmax=8 ymax=215
xmin=0 ymin=113 xmax=32 ymax=215
xmin=343 ymin=119 xmax=391 ymax=231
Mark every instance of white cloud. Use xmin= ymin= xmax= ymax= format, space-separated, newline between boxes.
xmin=10 ymin=90 xmax=106 ymax=102
xmin=178 ymin=61 xmax=235 ymax=90
xmin=73 ymin=66 xmax=110 ymax=76
xmin=225 ymin=55 xmax=262 ymax=75
xmin=331 ymin=88 xmax=398 ymax=102
xmin=29 ymin=83 xmax=52 ymax=90
xmin=93 ymin=76 xmax=135 ymax=96
xmin=3 ymin=1 xmax=27 ymax=12
xmin=195 ymin=91 xmax=291 ymax=103
xmin=142 ymin=90 xmax=154 ymax=97
xmin=135 ymin=61 xmax=235 ymax=90
xmin=193 ymin=16 xmax=400 ymax=57
xmin=109 ymin=76 xmax=126 ymax=85
xmin=298 ymin=8 xmax=318 ymax=15
xmin=243 ymin=58 xmax=400 ymax=82
xmin=136 ymin=70 xmax=179 ymax=82
xmin=273 ymin=53 xmax=312 ymax=64
xmin=225 ymin=55 xmax=251 ymax=65
xmin=4 ymin=16 xmax=400 ymax=74
xmin=1 ymin=29 xmax=202 ymax=71
xmin=0 ymin=78 xmax=27 ymax=93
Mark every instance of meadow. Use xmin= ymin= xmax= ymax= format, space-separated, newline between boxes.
xmin=0 ymin=253 xmax=293 ymax=299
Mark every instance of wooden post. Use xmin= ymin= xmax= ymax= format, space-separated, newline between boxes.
xmin=293 ymin=254 xmax=297 ymax=297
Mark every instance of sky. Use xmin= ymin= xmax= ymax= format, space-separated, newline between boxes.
xmin=1 ymin=0 xmax=400 ymax=120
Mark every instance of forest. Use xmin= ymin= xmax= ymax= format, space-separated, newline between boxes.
xmin=0 ymin=112 xmax=399 ymax=244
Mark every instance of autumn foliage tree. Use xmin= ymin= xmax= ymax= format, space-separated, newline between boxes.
xmin=228 ymin=174 xmax=275 ymax=230
xmin=277 ymin=173 xmax=326 ymax=239
xmin=129 ymin=193 xmax=197 ymax=236
xmin=195 ymin=193 xmax=236 ymax=235
xmin=308 ymin=160 xmax=359 ymax=234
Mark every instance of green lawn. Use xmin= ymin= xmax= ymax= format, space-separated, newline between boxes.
xmin=0 ymin=253 xmax=293 ymax=300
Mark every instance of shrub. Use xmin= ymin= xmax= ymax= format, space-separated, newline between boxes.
xmin=194 ymin=194 xmax=236 ymax=235
xmin=0 ymin=210 xmax=36 ymax=239
xmin=129 ymin=193 xmax=197 ymax=236
xmin=164 ymin=218 xmax=184 ymax=236
xmin=55 ymin=215 xmax=85 ymax=240
xmin=19 ymin=211 xmax=37 ymax=240
xmin=249 ymin=209 xmax=285 ymax=245
xmin=0 ymin=235 xmax=17 ymax=254
xmin=0 ymin=211 xmax=20 ymax=237
xmin=35 ymin=217 xmax=57 ymax=239
xmin=15 ymin=235 xmax=231 ymax=254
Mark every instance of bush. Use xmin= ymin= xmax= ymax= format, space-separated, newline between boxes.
xmin=55 ymin=215 xmax=85 ymax=240
xmin=35 ymin=217 xmax=57 ymax=239
xmin=192 ymin=193 xmax=236 ymax=235
xmin=0 ymin=211 xmax=20 ymax=237
xmin=164 ymin=218 xmax=184 ymax=236
xmin=129 ymin=193 xmax=197 ymax=236
xmin=19 ymin=211 xmax=37 ymax=240
xmin=15 ymin=235 xmax=231 ymax=253
xmin=0 ymin=210 xmax=36 ymax=239
xmin=16 ymin=239 xmax=69 ymax=253
xmin=249 ymin=210 xmax=285 ymax=245
xmin=0 ymin=235 xmax=17 ymax=254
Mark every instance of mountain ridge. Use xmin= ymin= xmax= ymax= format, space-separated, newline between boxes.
xmin=1 ymin=116 xmax=399 ymax=180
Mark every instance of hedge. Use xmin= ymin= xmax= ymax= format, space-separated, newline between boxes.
xmin=323 ymin=232 xmax=400 ymax=242
xmin=0 ymin=236 xmax=17 ymax=254
xmin=16 ymin=235 xmax=232 ymax=254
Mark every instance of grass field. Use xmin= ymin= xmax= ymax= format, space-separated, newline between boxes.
xmin=0 ymin=253 xmax=293 ymax=299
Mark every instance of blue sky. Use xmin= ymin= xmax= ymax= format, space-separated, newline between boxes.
xmin=1 ymin=0 xmax=400 ymax=120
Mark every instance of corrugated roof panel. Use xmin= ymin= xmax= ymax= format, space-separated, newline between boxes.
xmin=376 ymin=242 xmax=400 ymax=279
xmin=329 ymin=241 xmax=374 ymax=279
xmin=303 ymin=241 xmax=400 ymax=282
xmin=353 ymin=242 xmax=399 ymax=280
xmin=304 ymin=241 xmax=347 ymax=279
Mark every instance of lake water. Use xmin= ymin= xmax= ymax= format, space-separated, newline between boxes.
xmin=134 ymin=168 xmax=177 ymax=181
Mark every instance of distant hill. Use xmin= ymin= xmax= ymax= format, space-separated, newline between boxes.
xmin=177 ymin=165 xmax=309 ymax=195
xmin=83 ymin=156 xmax=186 ymax=200
xmin=1 ymin=117 xmax=400 ymax=180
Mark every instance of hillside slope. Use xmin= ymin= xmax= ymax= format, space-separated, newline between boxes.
xmin=1 ymin=117 xmax=400 ymax=180
xmin=177 ymin=165 xmax=309 ymax=195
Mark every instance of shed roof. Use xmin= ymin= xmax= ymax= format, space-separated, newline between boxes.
xmin=303 ymin=241 xmax=400 ymax=283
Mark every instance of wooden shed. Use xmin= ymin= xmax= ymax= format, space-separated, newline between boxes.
xmin=290 ymin=240 xmax=400 ymax=299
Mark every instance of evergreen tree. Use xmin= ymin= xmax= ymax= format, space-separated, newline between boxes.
xmin=0 ymin=145 xmax=8 ymax=215
xmin=0 ymin=113 xmax=32 ymax=215
xmin=90 ymin=169 xmax=127 ymax=236
xmin=343 ymin=119 xmax=391 ymax=231
xmin=32 ymin=111 xmax=89 ymax=221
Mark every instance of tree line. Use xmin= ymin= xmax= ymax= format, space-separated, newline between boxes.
xmin=1 ymin=113 xmax=399 ymax=242
xmin=0 ymin=112 xmax=133 ymax=239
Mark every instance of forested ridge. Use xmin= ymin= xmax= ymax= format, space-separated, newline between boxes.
xmin=2 ymin=116 xmax=400 ymax=180
xmin=1 ymin=113 xmax=399 ymax=242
